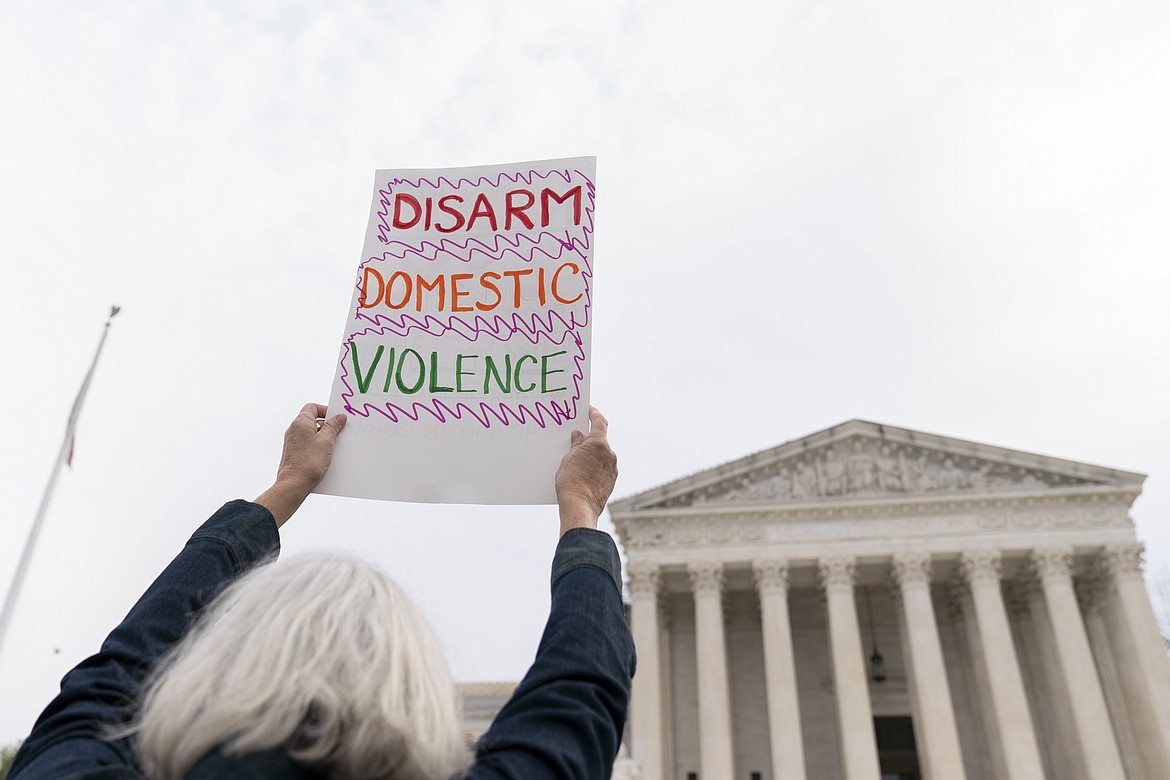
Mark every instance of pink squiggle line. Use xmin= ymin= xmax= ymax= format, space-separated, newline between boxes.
xmin=352 ymin=243 xmax=593 ymax=341
xmin=338 ymin=334 xmax=586 ymax=430
xmin=337 ymin=325 xmax=583 ymax=396
xmin=374 ymin=167 xmax=595 ymax=247
xmin=336 ymin=325 xmax=587 ymax=383
xmin=357 ymin=172 xmax=595 ymax=345
xmin=346 ymin=398 xmax=578 ymax=430
xmin=340 ymin=166 xmax=595 ymax=430
xmin=354 ymin=254 xmax=593 ymax=323
xmin=353 ymin=313 xmax=583 ymax=348
xmin=373 ymin=226 xmax=593 ymax=266
xmin=343 ymin=267 xmax=592 ymax=404
xmin=359 ymin=231 xmax=592 ymax=290
xmin=356 ymin=298 xmax=592 ymax=345
xmin=381 ymin=167 xmax=583 ymax=201
xmin=375 ymin=210 xmax=595 ymax=263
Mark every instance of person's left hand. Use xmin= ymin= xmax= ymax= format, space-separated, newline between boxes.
xmin=256 ymin=403 xmax=347 ymax=527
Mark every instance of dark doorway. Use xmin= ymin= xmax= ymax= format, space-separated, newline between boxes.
xmin=874 ymin=716 xmax=922 ymax=780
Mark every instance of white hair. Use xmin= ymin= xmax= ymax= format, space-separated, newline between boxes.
xmin=130 ymin=551 xmax=472 ymax=780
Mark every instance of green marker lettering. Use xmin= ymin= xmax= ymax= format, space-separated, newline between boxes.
xmin=456 ymin=354 xmax=479 ymax=393
xmin=514 ymin=354 xmax=538 ymax=392
xmin=540 ymin=350 xmax=567 ymax=393
xmin=396 ymin=348 xmax=425 ymax=394
xmin=429 ymin=351 xmax=453 ymax=393
xmin=381 ymin=348 xmax=397 ymax=392
xmin=484 ymin=355 xmax=512 ymax=394
xmin=350 ymin=342 xmax=384 ymax=394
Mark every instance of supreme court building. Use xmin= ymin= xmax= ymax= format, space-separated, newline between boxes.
xmin=610 ymin=420 xmax=1170 ymax=780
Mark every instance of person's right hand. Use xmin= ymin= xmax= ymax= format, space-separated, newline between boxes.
xmin=255 ymin=403 xmax=346 ymax=527
xmin=554 ymin=406 xmax=618 ymax=536
xmin=274 ymin=402 xmax=347 ymax=492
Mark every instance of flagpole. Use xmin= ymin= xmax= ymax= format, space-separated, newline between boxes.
xmin=0 ymin=306 xmax=120 ymax=657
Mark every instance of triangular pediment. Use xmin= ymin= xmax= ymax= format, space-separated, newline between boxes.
xmin=611 ymin=420 xmax=1144 ymax=513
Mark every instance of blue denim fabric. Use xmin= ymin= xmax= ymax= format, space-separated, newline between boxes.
xmin=9 ymin=500 xmax=280 ymax=780
xmin=469 ymin=527 xmax=635 ymax=779
xmin=10 ymin=503 xmax=634 ymax=780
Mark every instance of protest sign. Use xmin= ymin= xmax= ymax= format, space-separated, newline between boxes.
xmin=316 ymin=157 xmax=595 ymax=504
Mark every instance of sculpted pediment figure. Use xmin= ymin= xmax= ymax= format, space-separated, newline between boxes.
xmin=616 ymin=420 xmax=1143 ymax=511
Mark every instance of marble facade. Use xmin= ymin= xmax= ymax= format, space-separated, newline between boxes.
xmin=611 ymin=420 xmax=1170 ymax=780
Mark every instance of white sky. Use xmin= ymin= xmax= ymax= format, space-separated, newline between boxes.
xmin=2 ymin=0 xmax=1169 ymax=745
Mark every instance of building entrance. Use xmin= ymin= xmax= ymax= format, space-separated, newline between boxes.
xmin=875 ymin=716 xmax=921 ymax=780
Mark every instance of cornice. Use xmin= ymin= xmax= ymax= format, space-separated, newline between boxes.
xmin=612 ymin=483 xmax=1137 ymax=525
xmin=616 ymin=499 xmax=1133 ymax=554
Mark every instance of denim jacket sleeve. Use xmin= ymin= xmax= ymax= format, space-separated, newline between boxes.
xmin=9 ymin=500 xmax=280 ymax=780
xmin=468 ymin=527 xmax=636 ymax=780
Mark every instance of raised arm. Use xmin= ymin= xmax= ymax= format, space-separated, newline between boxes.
xmin=470 ymin=406 xmax=634 ymax=779
xmin=9 ymin=404 xmax=345 ymax=779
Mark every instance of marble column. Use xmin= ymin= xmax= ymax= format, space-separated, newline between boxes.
xmin=1076 ymin=573 xmax=1144 ymax=780
xmin=628 ymin=562 xmax=664 ymax=780
xmin=950 ymin=581 xmax=1002 ymax=779
xmin=890 ymin=553 xmax=966 ymax=780
xmin=753 ymin=559 xmax=806 ymax=780
xmin=1100 ymin=543 xmax=1170 ymax=775
xmin=818 ymin=555 xmax=881 ymax=780
xmin=959 ymin=549 xmax=1045 ymax=780
xmin=1031 ymin=546 xmax=1125 ymax=779
xmin=1003 ymin=579 xmax=1071 ymax=780
xmin=688 ymin=561 xmax=735 ymax=780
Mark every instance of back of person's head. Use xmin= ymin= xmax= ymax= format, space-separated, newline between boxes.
xmin=132 ymin=551 xmax=472 ymax=779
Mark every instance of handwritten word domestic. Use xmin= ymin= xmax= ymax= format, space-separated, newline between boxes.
xmin=358 ymin=263 xmax=583 ymax=313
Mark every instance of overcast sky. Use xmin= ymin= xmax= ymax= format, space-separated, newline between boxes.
xmin=2 ymin=0 xmax=1169 ymax=745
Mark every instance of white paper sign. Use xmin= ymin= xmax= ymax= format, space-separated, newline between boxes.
xmin=316 ymin=157 xmax=596 ymax=504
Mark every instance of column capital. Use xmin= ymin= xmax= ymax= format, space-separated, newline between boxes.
xmin=1031 ymin=545 xmax=1073 ymax=584
xmin=688 ymin=560 xmax=725 ymax=594
xmin=818 ymin=555 xmax=856 ymax=591
xmin=1075 ymin=573 xmax=1107 ymax=615
xmin=959 ymin=548 xmax=1002 ymax=586
xmin=752 ymin=558 xmax=790 ymax=594
xmin=627 ymin=562 xmax=661 ymax=598
xmin=891 ymin=551 xmax=932 ymax=589
xmin=1101 ymin=542 xmax=1145 ymax=582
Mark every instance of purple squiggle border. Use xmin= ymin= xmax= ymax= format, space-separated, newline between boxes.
xmin=341 ymin=330 xmax=586 ymax=429
xmin=338 ymin=166 xmax=594 ymax=429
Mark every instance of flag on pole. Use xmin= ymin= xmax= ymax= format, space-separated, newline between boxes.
xmin=0 ymin=305 xmax=121 ymax=658
xmin=65 ymin=305 xmax=120 ymax=468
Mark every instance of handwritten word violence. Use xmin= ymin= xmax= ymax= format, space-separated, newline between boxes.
xmin=349 ymin=343 xmax=569 ymax=396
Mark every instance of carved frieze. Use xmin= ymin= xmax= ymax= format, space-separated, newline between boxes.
xmin=654 ymin=435 xmax=1106 ymax=509
xmin=615 ymin=497 xmax=1131 ymax=551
